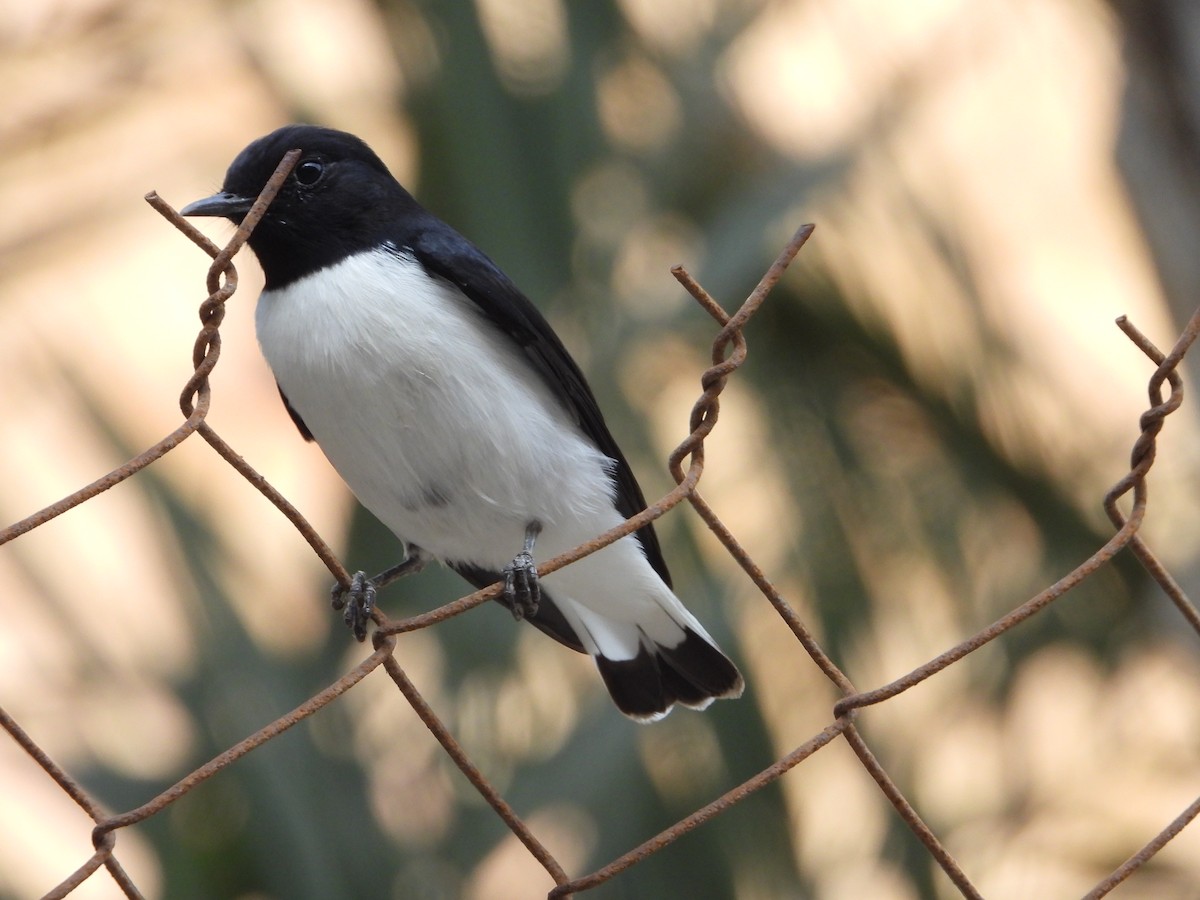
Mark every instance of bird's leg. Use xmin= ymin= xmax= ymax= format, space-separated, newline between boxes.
xmin=372 ymin=549 xmax=432 ymax=591
xmin=503 ymin=520 xmax=542 ymax=620
xmin=331 ymin=545 xmax=430 ymax=641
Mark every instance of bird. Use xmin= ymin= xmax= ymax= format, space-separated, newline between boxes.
xmin=181 ymin=124 xmax=743 ymax=721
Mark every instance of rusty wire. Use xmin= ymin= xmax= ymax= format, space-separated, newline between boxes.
xmin=1 ymin=156 xmax=1199 ymax=898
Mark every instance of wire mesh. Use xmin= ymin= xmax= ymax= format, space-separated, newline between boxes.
xmin=2 ymin=151 xmax=1199 ymax=899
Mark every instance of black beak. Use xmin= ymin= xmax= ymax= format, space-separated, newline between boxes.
xmin=180 ymin=191 xmax=255 ymax=220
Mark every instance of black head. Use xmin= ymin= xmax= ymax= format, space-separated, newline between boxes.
xmin=182 ymin=125 xmax=420 ymax=288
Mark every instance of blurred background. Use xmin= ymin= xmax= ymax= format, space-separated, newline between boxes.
xmin=3 ymin=0 xmax=1200 ymax=897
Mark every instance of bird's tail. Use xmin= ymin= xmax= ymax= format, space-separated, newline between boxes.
xmin=594 ymin=625 xmax=744 ymax=722
xmin=462 ymin=558 xmax=744 ymax=721
xmin=554 ymin=582 xmax=743 ymax=721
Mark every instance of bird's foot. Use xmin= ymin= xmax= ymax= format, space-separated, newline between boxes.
xmin=503 ymin=521 xmax=542 ymax=620
xmin=331 ymin=570 xmax=376 ymax=642
xmin=329 ymin=546 xmax=430 ymax=642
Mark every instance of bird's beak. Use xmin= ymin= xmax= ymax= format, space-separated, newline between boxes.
xmin=180 ymin=191 xmax=255 ymax=220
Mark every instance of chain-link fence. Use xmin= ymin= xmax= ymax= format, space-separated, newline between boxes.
xmin=3 ymin=151 xmax=1198 ymax=899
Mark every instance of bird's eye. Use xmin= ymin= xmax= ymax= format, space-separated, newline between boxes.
xmin=294 ymin=159 xmax=325 ymax=186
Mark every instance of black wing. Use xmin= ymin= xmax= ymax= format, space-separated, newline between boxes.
xmin=278 ymin=384 xmax=315 ymax=441
xmin=408 ymin=227 xmax=672 ymax=588
xmin=451 ymin=561 xmax=586 ymax=653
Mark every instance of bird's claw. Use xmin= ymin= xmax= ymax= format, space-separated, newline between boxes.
xmin=331 ymin=570 xmax=376 ymax=642
xmin=503 ymin=550 xmax=540 ymax=620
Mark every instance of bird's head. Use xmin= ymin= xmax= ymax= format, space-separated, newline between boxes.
xmin=182 ymin=124 xmax=414 ymax=288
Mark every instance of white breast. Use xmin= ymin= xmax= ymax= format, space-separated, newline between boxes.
xmin=253 ymin=246 xmax=619 ymax=570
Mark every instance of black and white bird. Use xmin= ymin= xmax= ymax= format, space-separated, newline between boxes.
xmin=182 ymin=125 xmax=742 ymax=721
